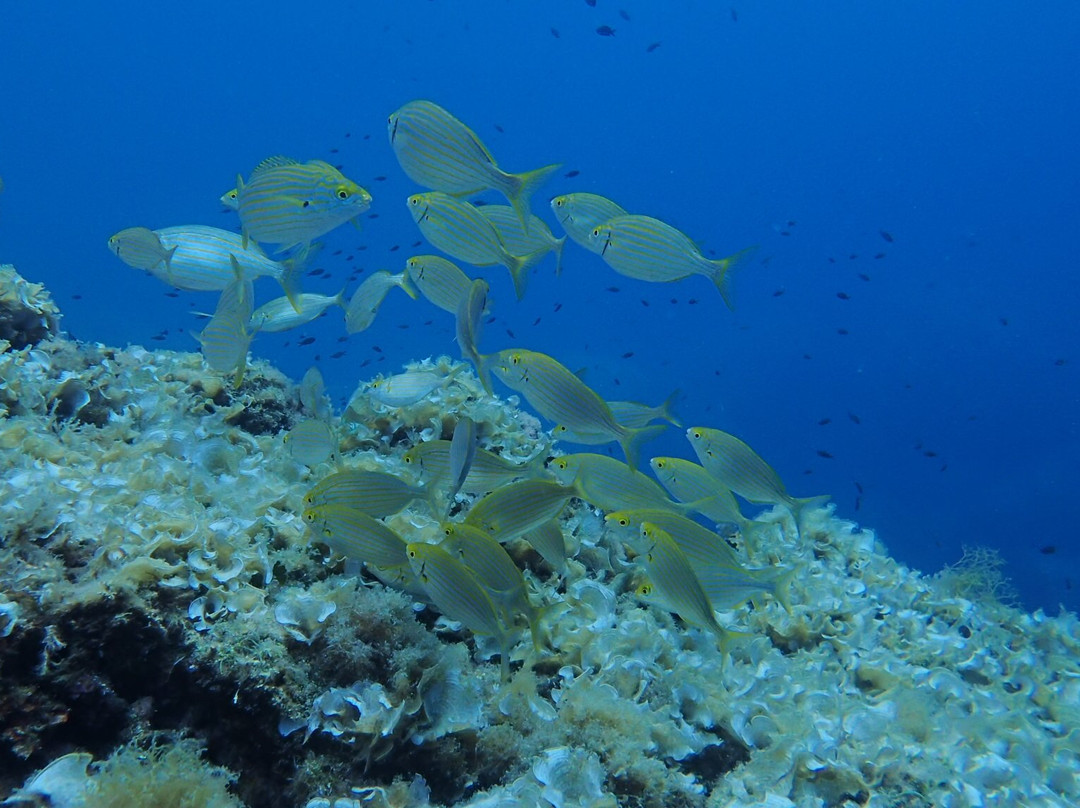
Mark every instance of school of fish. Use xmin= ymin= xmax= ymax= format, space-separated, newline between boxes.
xmin=108 ymin=99 xmax=821 ymax=681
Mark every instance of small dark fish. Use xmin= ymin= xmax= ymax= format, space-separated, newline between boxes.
xmin=298 ymin=336 xmax=316 ymax=346
xmin=329 ymin=148 xmax=339 ymax=154
xmin=828 ymin=257 xmax=836 ymax=264
xmin=585 ymin=0 xmax=595 ymax=5
xmin=564 ymin=169 xmax=580 ymax=178
xmin=389 ymin=245 xmax=400 ymax=252
xmin=854 ymin=481 xmax=863 ymax=493
xmin=165 ymin=291 xmax=179 ymax=298
xmin=836 ymin=291 xmax=850 ymax=300
xmin=731 ymin=8 xmax=738 ymax=22
xmin=331 ymin=351 xmax=346 ymax=359
xmin=1040 ymin=545 xmax=1057 ymax=555
xmin=373 ymin=175 xmax=387 ymax=181
xmin=848 ymin=412 xmax=861 ymax=424
xmin=646 ymin=41 xmax=662 ymax=52
xmin=363 ymin=134 xmax=370 ymax=140
xmin=332 ymin=249 xmax=343 ymax=255
xmin=640 ymin=299 xmax=649 ymax=307
xmin=619 ymin=9 xmax=631 ymax=21
xmin=854 ymin=495 xmax=862 ymax=511
xmin=874 ymin=252 xmax=886 ymax=259
xmin=372 ymin=345 xmax=383 ymax=353
xmin=533 ymin=317 xmax=541 ymax=326
xmin=848 ymin=253 xmax=858 ymax=260
xmin=596 ymin=25 xmax=616 ymax=36
xmin=1054 ymin=358 xmax=1067 ymax=366
xmin=494 ymin=124 xmax=504 ymax=133
xmin=669 ymin=298 xmax=678 ymax=304
xmin=773 ymin=288 xmax=785 ymax=297
xmin=880 ymin=230 xmax=894 ymax=243
xmin=923 ymin=450 xmax=937 ymax=458
xmin=818 ymin=418 xmax=831 ymax=426
xmin=309 ymin=268 xmax=326 ymax=277
xmin=621 ymin=351 xmax=634 ymax=358
xmin=550 ymin=27 xmax=561 ymax=38
xmin=368 ymin=213 xmax=380 ymax=219
xmin=837 ymin=328 xmax=849 ymax=335
xmin=816 ymin=450 xmax=833 ymax=459
xmin=412 ymin=240 xmax=423 ymax=247
xmin=1000 ymin=317 xmax=1009 ymax=326
xmin=553 ymin=302 xmax=563 ymax=312
xmin=780 ymin=230 xmax=791 ymax=236
xmin=337 ymin=336 xmax=348 ymax=342
xmin=506 ymin=328 xmax=516 ymax=338
xmin=606 ymin=286 xmax=620 ymax=293
xmin=71 ymin=294 xmax=82 ymax=300
xmin=151 ymin=334 xmax=166 ymax=341
xmin=397 ymin=323 xmax=409 ymax=329
xmin=688 ymin=298 xmax=698 ymax=305
xmin=485 ymin=315 xmax=497 ymax=324
xmin=857 ymin=273 xmax=870 ymax=281
xmin=787 ymin=220 xmax=796 ymax=227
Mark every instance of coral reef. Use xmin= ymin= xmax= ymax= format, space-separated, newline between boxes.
xmin=2 ymin=265 xmax=1078 ymax=808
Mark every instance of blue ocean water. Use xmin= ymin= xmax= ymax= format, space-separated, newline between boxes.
xmin=0 ymin=1 xmax=1077 ymax=614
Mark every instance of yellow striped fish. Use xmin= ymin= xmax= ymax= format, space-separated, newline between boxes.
xmin=303 ymin=469 xmax=427 ymax=517
xmin=464 ymin=479 xmax=574 ymax=542
xmin=649 ymin=456 xmax=751 ymax=530
xmin=108 ymin=225 xmax=306 ymax=307
xmin=407 ymin=192 xmax=542 ymax=300
xmin=548 ymin=453 xmax=681 ymax=514
xmin=489 ymin=348 xmax=660 ymax=471
xmin=638 ymin=522 xmax=742 ymax=649
xmin=197 ymin=266 xmax=254 ymax=384
xmin=406 ymin=541 xmax=516 ymax=680
xmin=456 ymin=279 xmax=491 ymax=392
xmin=403 ymin=440 xmax=541 ymax=493
xmin=236 ymin=157 xmax=371 ymax=252
xmin=304 ymin=504 xmax=410 ymax=569
xmin=441 ymin=522 xmax=545 ymax=649
xmin=344 ymin=270 xmax=416 ymax=334
xmin=550 ymin=192 xmax=627 ymax=253
xmin=405 ymin=255 xmax=476 ymax=314
xmin=478 ymin=205 xmax=565 ymax=276
xmin=686 ymin=426 xmax=829 ymax=525
xmin=388 ymin=99 xmax=559 ymax=233
xmin=250 ymin=290 xmax=345 ymax=333
xmin=608 ymin=509 xmax=786 ymax=611
xmin=589 ymin=214 xmax=755 ymax=309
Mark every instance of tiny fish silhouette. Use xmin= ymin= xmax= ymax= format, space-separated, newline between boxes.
xmin=596 ymin=25 xmax=616 ymax=36
xmin=880 ymin=230 xmax=894 ymax=242
xmin=646 ymin=41 xmax=662 ymax=52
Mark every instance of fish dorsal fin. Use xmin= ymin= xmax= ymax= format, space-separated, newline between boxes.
xmin=251 ymin=155 xmax=299 ymax=175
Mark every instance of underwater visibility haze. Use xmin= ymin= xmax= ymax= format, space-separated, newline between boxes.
xmin=0 ymin=2 xmax=1078 ymax=807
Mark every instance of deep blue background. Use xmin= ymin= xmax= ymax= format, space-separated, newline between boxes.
xmin=2 ymin=2 xmax=1077 ymax=613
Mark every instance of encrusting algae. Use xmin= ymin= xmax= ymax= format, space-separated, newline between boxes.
xmin=4 ymin=95 xmax=1080 ymax=808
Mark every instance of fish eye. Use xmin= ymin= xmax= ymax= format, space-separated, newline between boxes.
xmin=337 ymin=188 xmax=350 ymax=200
xmin=591 ymin=227 xmax=601 ymax=237
xmin=554 ymin=198 xmax=564 ymax=207
xmin=618 ymin=518 xmax=629 ymax=527
xmin=692 ymin=430 xmax=702 ymax=439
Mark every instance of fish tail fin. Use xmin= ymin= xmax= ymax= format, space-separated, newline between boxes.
xmin=397 ymin=268 xmax=419 ymax=300
xmin=475 ymin=350 xmax=495 ymax=395
xmin=771 ymin=567 xmax=796 ymax=614
xmin=506 ymin=163 xmax=561 ymax=233
xmin=162 ymin=245 xmax=178 ymax=283
xmin=710 ymin=245 xmax=757 ymax=311
xmin=502 ymin=250 xmax=532 ymax=300
xmin=552 ymin=235 xmax=567 ymax=276
xmin=620 ymin=423 xmax=668 ymax=473
xmin=658 ymin=387 xmax=682 ymax=427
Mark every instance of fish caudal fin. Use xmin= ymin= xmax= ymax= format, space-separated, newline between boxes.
xmin=709 ymin=245 xmax=757 ymax=311
xmin=506 ymin=163 xmax=561 ymax=234
xmin=619 ymin=423 xmax=668 ymax=473
xmin=552 ymin=235 xmax=567 ymax=277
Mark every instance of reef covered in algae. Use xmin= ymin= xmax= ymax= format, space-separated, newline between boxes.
xmin=1 ymin=263 xmax=1078 ymax=808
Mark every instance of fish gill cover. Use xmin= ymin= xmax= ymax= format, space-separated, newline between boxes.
xmin=0 ymin=3 xmax=1078 ymax=808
